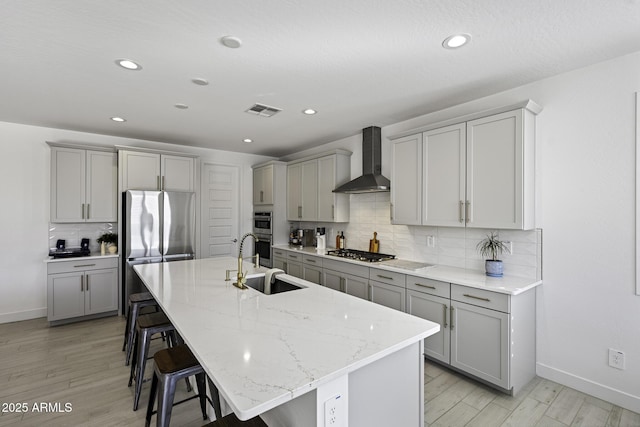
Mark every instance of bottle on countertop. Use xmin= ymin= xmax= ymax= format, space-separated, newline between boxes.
xmin=336 ymin=231 xmax=341 ymax=249
xmin=339 ymin=231 xmax=345 ymax=249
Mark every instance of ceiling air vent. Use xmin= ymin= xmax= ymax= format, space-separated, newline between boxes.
xmin=245 ymin=103 xmax=282 ymax=117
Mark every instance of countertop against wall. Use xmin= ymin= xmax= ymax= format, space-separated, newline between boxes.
xmin=273 ymin=244 xmax=542 ymax=295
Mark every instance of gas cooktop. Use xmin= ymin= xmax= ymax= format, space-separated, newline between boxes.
xmin=326 ymin=249 xmax=395 ymax=263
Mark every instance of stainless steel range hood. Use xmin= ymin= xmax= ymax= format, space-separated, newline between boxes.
xmin=333 ymin=126 xmax=390 ymax=193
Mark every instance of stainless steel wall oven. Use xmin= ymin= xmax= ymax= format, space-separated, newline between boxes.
xmin=253 ymin=212 xmax=273 ymax=268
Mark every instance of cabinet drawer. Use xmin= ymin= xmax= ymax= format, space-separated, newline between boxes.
xmin=286 ymin=252 xmax=302 ymax=262
xmin=406 ymin=276 xmax=450 ymax=298
xmin=369 ymin=268 xmax=405 ymax=288
xmin=303 ymin=254 xmax=323 ymax=267
xmin=451 ymin=284 xmax=510 ymax=313
xmin=47 ymin=257 xmax=118 ymax=275
xmin=273 ymin=249 xmax=287 ymax=258
xmin=322 ymin=258 xmax=369 ymax=279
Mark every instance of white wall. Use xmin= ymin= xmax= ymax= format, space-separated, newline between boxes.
xmin=0 ymin=122 xmax=273 ymax=323
xmin=289 ymin=51 xmax=640 ymax=412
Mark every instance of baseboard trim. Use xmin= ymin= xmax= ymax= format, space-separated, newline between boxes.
xmin=537 ymin=362 xmax=640 ymax=413
xmin=0 ymin=308 xmax=47 ymax=324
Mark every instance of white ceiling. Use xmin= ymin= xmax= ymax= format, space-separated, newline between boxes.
xmin=2 ymin=1 xmax=639 ymax=157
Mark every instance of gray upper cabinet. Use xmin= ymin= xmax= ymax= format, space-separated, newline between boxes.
xmin=391 ymin=101 xmax=540 ymax=230
xmin=119 ymin=150 xmax=195 ymax=192
xmin=253 ymin=163 xmax=274 ymax=205
xmin=50 ymin=145 xmax=117 ymax=223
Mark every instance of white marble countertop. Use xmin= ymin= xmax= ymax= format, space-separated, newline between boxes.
xmin=44 ymin=253 xmax=119 ymax=263
xmin=273 ymin=244 xmax=541 ymax=296
xmin=134 ymin=257 xmax=439 ymax=420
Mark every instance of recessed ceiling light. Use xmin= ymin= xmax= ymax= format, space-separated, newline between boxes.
xmin=115 ymin=59 xmax=142 ymax=70
xmin=243 ymin=138 xmax=253 ymax=143
xmin=174 ymin=103 xmax=189 ymax=109
xmin=191 ymin=78 xmax=209 ymax=86
xmin=111 ymin=117 xmax=126 ymax=122
xmin=442 ymin=34 xmax=471 ymax=49
xmin=221 ymin=36 xmax=242 ymax=48
xmin=303 ymin=109 xmax=317 ymax=115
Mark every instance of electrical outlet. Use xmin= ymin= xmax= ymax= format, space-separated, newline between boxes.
xmin=608 ymin=348 xmax=626 ymax=370
xmin=324 ymin=394 xmax=344 ymax=427
xmin=504 ymin=241 xmax=513 ymax=254
xmin=427 ymin=235 xmax=436 ymax=248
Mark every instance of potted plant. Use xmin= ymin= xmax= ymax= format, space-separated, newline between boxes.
xmin=97 ymin=232 xmax=118 ymax=255
xmin=476 ymin=231 xmax=508 ymax=277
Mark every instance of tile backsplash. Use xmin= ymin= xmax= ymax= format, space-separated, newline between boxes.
xmin=293 ymin=192 xmax=542 ymax=280
xmin=48 ymin=222 xmax=117 ymax=253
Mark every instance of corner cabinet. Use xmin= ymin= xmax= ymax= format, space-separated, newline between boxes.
xmin=119 ymin=149 xmax=196 ymax=192
xmin=49 ymin=145 xmax=117 ymax=223
xmin=286 ymin=150 xmax=351 ymax=222
xmin=47 ymin=257 xmax=118 ymax=325
xmin=391 ymin=101 xmax=541 ymax=230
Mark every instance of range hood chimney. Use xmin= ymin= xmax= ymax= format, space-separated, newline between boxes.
xmin=333 ymin=126 xmax=390 ymax=194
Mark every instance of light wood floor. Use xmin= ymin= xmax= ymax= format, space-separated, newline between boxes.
xmin=0 ymin=316 xmax=637 ymax=427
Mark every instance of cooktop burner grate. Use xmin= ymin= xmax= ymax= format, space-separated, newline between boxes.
xmin=326 ymin=249 xmax=395 ymax=262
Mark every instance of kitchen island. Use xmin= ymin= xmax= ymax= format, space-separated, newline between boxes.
xmin=134 ymin=257 xmax=440 ymax=427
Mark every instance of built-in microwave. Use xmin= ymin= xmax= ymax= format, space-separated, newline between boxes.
xmin=253 ymin=212 xmax=272 ymax=234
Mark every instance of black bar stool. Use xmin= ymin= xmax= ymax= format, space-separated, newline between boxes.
xmin=123 ymin=291 xmax=158 ymax=366
xmin=202 ymin=413 xmax=267 ymax=427
xmin=129 ymin=311 xmax=178 ymax=411
xmin=145 ymin=344 xmax=222 ymax=427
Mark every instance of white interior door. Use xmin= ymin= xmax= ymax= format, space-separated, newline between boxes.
xmin=200 ymin=163 xmax=239 ymax=258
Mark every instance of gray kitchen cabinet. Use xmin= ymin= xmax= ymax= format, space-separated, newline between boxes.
xmin=390 ymin=102 xmax=540 ymax=230
xmin=47 ymin=257 xmax=118 ymax=324
xmin=322 ymin=258 xmax=369 ymax=300
xmin=49 ymin=145 xmax=117 ymax=223
xmin=287 ymin=160 xmax=317 ymax=221
xmin=119 ymin=149 xmax=196 ymax=192
xmin=272 ymin=249 xmax=303 ymax=278
xmin=369 ymin=268 xmax=406 ymax=311
xmin=407 ymin=274 xmax=535 ymax=394
xmin=287 ymin=150 xmax=351 ymax=222
xmin=302 ymin=254 xmax=323 ymax=285
xmin=406 ymin=276 xmax=451 ymax=364
xmin=253 ymin=163 xmax=274 ymax=205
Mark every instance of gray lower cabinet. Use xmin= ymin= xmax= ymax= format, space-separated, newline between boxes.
xmin=369 ymin=268 xmax=406 ymax=311
xmin=47 ymin=257 xmax=118 ymax=324
xmin=322 ymin=259 xmax=369 ymax=300
xmin=302 ymin=254 xmax=323 ymax=285
xmin=407 ymin=275 xmax=535 ymax=394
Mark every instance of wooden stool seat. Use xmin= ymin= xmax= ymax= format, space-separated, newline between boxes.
xmin=146 ymin=344 xmax=222 ymax=427
xmin=202 ymin=412 xmax=267 ymax=427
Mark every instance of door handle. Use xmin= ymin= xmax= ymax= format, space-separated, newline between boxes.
xmin=443 ymin=304 xmax=448 ymax=329
xmin=450 ymin=306 xmax=454 ymax=330
xmin=231 ymin=238 xmax=238 ymax=243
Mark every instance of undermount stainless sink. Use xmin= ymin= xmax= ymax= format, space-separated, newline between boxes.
xmin=243 ymin=275 xmax=303 ymax=295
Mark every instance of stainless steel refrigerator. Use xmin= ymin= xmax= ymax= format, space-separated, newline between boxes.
xmin=122 ymin=190 xmax=195 ymax=309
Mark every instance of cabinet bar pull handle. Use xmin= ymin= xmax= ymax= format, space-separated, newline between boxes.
xmin=307 ymin=259 xmax=316 ymax=263
xmin=162 ymin=176 xmax=165 ymax=190
xmin=443 ymin=304 xmax=448 ymax=329
xmin=415 ymin=283 xmax=436 ymax=289
xmin=81 ymin=203 xmax=85 ymax=219
xmin=450 ymin=306 xmax=454 ymax=330
xmin=288 ymin=254 xmax=298 ymax=259
xmin=459 ymin=201 xmax=464 ymax=223
xmin=332 ymin=205 xmax=335 ymax=219
xmin=463 ymin=293 xmax=490 ymax=302
xmin=80 ymin=275 xmax=84 ymax=292
xmin=86 ymin=275 xmax=89 ymax=291
xmin=465 ymin=200 xmax=470 ymax=223
xmin=74 ymin=264 xmax=96 ymax=268
xmin=283 ymin=262 xmax=287 ymax=272
xmin=298 ymin=206 xmax=302 ymax=218
xmin=86 ymin=203 xmax=90 ymax=219
xmin=390 ymin=203 xmax=394 ymax=221
xmin=157 ymin=176 xmax=160 ymax=190
xmin=377 ymin=274 xmax=393 ymax=280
